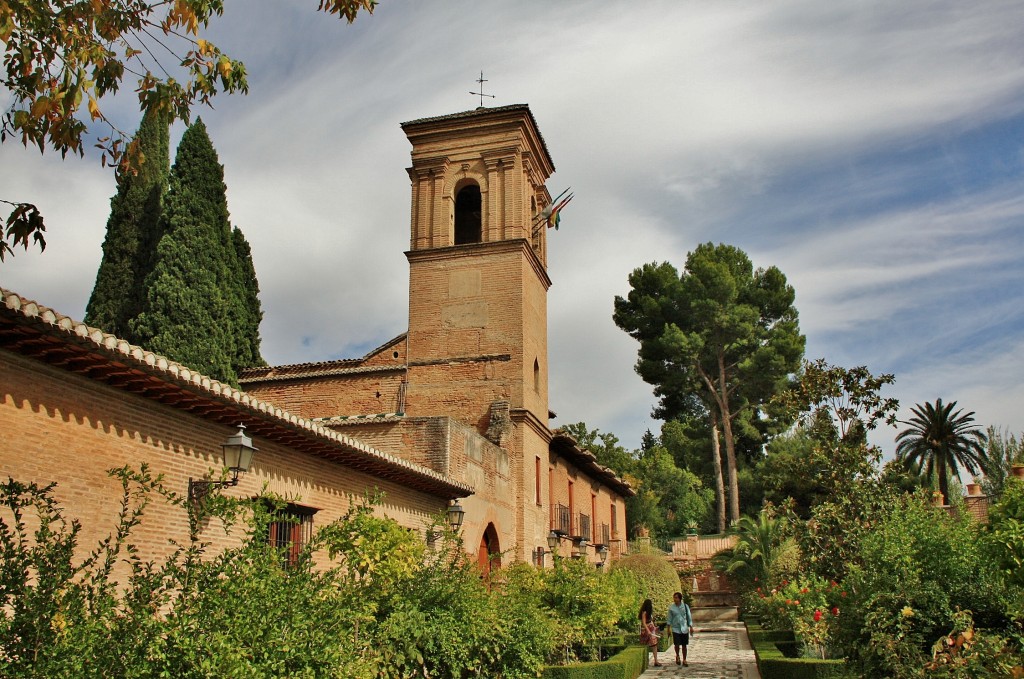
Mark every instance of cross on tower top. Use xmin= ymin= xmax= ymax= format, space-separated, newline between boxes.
xmin=469 ymin=70 xmax=496 ymax=108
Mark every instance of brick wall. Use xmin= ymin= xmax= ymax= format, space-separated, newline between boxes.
xmin=0 ymin=350 xmax=445 ymax=578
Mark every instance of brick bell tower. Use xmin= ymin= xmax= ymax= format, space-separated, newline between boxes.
xmin=401 ymin=105 xmax=556 ymax=557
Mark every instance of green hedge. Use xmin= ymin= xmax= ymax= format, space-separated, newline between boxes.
xmin=746 ymin=625 xmax=848 ymax=679
xmin=540 ymin=645 xmax=648 ymax=679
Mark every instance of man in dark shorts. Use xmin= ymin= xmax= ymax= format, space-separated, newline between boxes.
xmin=667 ymin=591 xmax=694 ymax=666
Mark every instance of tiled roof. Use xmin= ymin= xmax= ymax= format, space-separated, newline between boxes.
xmin=0 ymin=288 xmax=472 ymax=499
xmin=315 ymin=413 xmax=405 ymax=426
xmin=239 ymin=334 xmax=406 ymax=383
xmin=239 ymin=362 xmax=404 ymax=383
xmin=550 ymin=429 xmax=635 ymax=497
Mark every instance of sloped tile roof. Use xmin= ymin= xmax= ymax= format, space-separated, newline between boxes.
xmin=0 ymin=288 xmax=471 ymax=499
xmin=550 ymin=428 xmax=635 ymax=497
xmin=239 ymin=334 xmax=406 ymax=383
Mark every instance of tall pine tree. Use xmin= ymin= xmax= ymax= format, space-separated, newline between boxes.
xmin=130 ymin=119 xmax=263 ymax=385
xmin=84 ymin=108 xmax=170 ymax=339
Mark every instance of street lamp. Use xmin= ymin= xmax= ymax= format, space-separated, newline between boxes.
xmin=447 ymin=500 xmax=466 ymax=532
xmin=188 ymin=424 xmax=258 ymax=503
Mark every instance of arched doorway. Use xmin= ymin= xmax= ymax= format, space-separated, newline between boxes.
xmin=477 ymin=523 xmax=501 ymax=575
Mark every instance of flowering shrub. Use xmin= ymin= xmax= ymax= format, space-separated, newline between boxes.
xmin=744 ymin=574 xmax=844 ymax=658
xmin=924 ymin=609 xmax=1024 ymax=676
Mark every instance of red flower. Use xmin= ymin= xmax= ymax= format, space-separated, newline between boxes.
xmin=801 ymin=588 xmax=809 ymax=594
xmin=813 ymin=610 xmax=822 ymax=622
xmin=840 ymin=591 xmax=847 ymax=598
xmin=831 ymin=607 xmax=840 ymax=617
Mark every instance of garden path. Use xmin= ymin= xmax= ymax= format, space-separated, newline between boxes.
xmin=640 ymin=621 xmax=760 ymax=679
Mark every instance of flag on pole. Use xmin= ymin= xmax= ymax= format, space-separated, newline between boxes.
xmin=547 ymin=192 xmax=574 ymax=230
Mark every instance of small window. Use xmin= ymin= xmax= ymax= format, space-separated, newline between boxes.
xmin=267 ymin=503 xmax=317 ymax=568
xmin=533 ymin=359 xmax=540 ymax=393
xmin=454 ymin=184 xmax=482 ymax=244
xmin=535 ymin=456 xmax=542 ymax=505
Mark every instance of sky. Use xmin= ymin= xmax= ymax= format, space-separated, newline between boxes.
xmin=2 ymin=1 xmax=1023 ymax=455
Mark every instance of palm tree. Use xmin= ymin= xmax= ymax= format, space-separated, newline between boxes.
xmin=895 ymin=399 xmax=988 ymax=504
xmin=711 ymin=511 xmax=788 ymax=586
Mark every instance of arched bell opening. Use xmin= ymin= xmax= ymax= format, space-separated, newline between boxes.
xmin=454 ymin=184 xmax=482 ymax=245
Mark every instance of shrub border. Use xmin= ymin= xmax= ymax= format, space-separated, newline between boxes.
xmin=540 ymin=643 xmax=650 ymax=679
xmin=746 ymin=623 xmax=848 ymax=679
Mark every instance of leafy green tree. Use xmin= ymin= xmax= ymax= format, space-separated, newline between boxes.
xmin=896 ymin=399 xmax=989 ymax=505
xmin=0 ymin=0 xmax=376 ymax=261
xmin=613 ymin=243 xmax=805 ymax=525
xmin=983 ymin=477 xmax=1024 ymax=600
xmin=560 ymin=422 xmax=634 ymax=473
xmin=979 ymin=426 xmax=1024 ymax=497
xmin=757 ymin=417 xmax=829 ymax=515
xmin=84 ymin=107 xmax=170 ymax=339
xmin=631 ymin=440 xmax=713 ymax=538
xmin=130 ymin=119 xmax=259 ymax=384
xmin=772 ymin=361 xmax=900 ymax=581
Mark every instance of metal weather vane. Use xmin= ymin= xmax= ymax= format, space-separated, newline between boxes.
xmin=470 ymin=70 xmax=496 ymax=107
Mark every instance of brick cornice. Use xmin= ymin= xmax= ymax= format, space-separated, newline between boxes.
xmin=405 ymin=238 xmax=552 ymax=290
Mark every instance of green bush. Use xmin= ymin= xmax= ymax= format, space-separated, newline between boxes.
xmin=749 ymin=628 xmax=849 ymax=679
xmin=612 ymin=553 xmax=680 ymax=630
xmin=2 ymin=467 xmax=657 ymax=677
xmin=837 ymin=491 xmax=1007 ymax=677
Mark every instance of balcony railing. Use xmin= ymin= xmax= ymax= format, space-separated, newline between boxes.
xmin=595 ymin=523 xmax=610 ymax=547
xmin=575 ymin=513 xmax=591 ymax=541
xmin=551 ymin=504 xmax=571 ymax=536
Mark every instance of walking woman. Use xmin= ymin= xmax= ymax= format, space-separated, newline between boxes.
xmin=639 ymin=598 xmax=662 ymax=667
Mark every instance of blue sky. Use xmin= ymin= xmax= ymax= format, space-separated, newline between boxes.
xmin=2 ymin=1 xmax=1022 ymax=455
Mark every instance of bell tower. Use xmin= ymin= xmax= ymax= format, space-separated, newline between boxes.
xmin=400 ymin=104 xmax=555 ymax=439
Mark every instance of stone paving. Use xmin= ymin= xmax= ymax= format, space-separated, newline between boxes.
xmin=639 ymin=622 xmax=760 ymax=679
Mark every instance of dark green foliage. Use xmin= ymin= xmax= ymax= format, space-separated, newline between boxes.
xmin=613 ymin=243 xmax=805 ymax=525
xmin=130 ymin=119 xmax=263 ymax=385
xmin=85 ymin=107 xmax=170 ymax=339
xmin=229 ymin=227 xmax=265 ymax=371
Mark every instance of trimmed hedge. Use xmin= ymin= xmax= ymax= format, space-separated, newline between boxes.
xmin=746 ymin=625 xmax=848 ymax=679
xmin=540 ymin=645 xmax=648 ymax=679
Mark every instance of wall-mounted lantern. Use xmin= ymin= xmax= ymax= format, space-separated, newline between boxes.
xmin=188 ymin=424 xmax=258 ymax=504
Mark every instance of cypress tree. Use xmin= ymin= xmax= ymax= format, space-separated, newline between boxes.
xmin=130 ymin=119 xmax=239 ymax=385
xmin=230 ymin=227 xmax=266 ymax=373
xmin=84 ymin=107 xmax=170 ymax=338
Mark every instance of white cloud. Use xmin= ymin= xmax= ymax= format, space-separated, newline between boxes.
xmin=3 ymin=0 xmax=1023 ymax=452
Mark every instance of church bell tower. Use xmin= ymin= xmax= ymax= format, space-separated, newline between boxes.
xmin=400 ymin=104 xmax=555 ymax=441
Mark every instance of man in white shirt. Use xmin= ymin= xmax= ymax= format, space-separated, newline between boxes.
xmin=667 ymin=591 xmax=694 ymax=666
